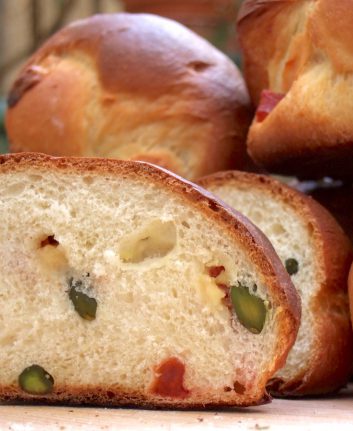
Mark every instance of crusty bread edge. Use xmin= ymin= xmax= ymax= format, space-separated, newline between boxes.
xmin=0 ymin=153 xmax=300 ymax=408
xmin=198 ymin=170 xmax=353 ymax=396
xmin=247 ymin=116 xmax=353 ymax=181
xmin=0 ymin=384 xmax=271 ymax=409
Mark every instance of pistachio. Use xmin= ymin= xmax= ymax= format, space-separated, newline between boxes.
xmin=18 ymin=364 xmax=54 ymax=395
xmin=68 ymin=278 xmax=97 ymax=321
xmin=230 ymin=283 xmax=267 ymax=334
xmin=285 ymin=258 xmax=299 ymax=275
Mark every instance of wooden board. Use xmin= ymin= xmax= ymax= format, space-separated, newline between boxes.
xmin=1 ymin=385 xmax=353 ymax=430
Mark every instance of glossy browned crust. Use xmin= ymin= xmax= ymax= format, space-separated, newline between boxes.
xmin=5 ymin=13 xmax=252 ymax=180
xmin=249 ymin=125 xmax=353 ymax=181
xmin=237 ymin=0 xmax=353 ymax=180
xmin=198 ymin=170 xmax=353 ymax=396
xmin=0 ymin=153 xmax=300 ymax=408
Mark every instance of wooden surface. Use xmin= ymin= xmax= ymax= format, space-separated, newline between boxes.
xmin=1 ymin=385 xmax=353 ymax=430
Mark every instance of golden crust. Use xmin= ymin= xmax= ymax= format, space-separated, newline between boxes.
xmin=0 ymin=153 xmax=300 ymax=408
xmin=5 ymin=13 xmax=252 ymax=180
xmin=198 ymin=170 xmax=353 ymax=396
xmin=0 ymin=384 xmax=271 ymax=409
xmin=237 ymin=0 xmax=353 ymax=179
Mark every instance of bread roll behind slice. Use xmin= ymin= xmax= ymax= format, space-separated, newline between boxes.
xmin=237 ymin=0 xmax=353 ymax=180
xmin=5 ymin=13 xmax=252 ymax=180
xmin=0 ymin=153 xmax=299 ymax=408
xmin=199 ymin=171 xmax=353 ymax=396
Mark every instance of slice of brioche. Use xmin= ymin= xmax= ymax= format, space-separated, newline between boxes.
xmin=0 ymin=153 xmax=299 ymax=408
xmin=237 ymin=0 xmax=353 ymax=180
xmin=5 ymin=13 xmax=252 ymax=180
xmin=199 ymin=171 xmax=353 ymax=396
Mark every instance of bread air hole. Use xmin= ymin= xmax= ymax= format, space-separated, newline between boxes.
xmin=119 ymin=220 xmax=177 ymax=264
xmin=4 ymin=182 xmax=25 ymax=196
xmin=37 ymin=234 xmax=68 ymax=271
xmin=83 ymin=176 xmax=95 ymax=185
xmin=223 ymin=381 xmax=246 ymax=394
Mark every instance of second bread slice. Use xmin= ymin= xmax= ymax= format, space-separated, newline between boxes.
xmin=199 ymin=171 xmax=353 ymax=396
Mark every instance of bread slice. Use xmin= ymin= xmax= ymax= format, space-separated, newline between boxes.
xmin=5 ymin=13 xmax=252 ymax=180
xmin=199 ymin=171 xmax=353 ymax=396
xmin=0 ymin=153 xmax=299 ymax=408
xmin=237 ymin=0 xmax=353 ymax=180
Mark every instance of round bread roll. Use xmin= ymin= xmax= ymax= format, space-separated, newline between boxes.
xmin=237 ymin=0 xmax=353 ymax=180
xmin=5 ymin=13 xmax=252 ymax=180
xmin=199 ymin=171 xmax=353 ymax=396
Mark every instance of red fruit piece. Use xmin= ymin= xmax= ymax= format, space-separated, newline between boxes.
xmin=256 ymin=90 xmax=285 ymax=123
xmin=150 ymin=357 xmax=190 ymax=399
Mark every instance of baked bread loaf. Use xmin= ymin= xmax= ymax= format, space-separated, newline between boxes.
xmin=0 ymin=153 xmax=300 ymax=408
xmin=237 ymin=0 xmax=353 ymax=179
xmin=5 ymin=13 xmax=252 ymax=181
xmin=199 ymin=171 xmax=353 ymax=396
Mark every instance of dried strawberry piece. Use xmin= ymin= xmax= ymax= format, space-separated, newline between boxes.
xmin=217 ymin=283 xmax=231 ymax=308
xmin=150 ymin=357 xmax=190 ymax=399
xmin=207 ymin=265 xmax=225 ymax=278
xmin=233 ymin=380 xmax=246 ymax=394
xmin=256 ymin=90 xmax=285 ymax=123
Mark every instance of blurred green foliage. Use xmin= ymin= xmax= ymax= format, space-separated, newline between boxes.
xmin=212 ymin=21 xmax=242 ymax=67
xmin=209 ymin=0 xmax=243 ymax=68
xmin=0 ymin=99 xmax=9 ymax=153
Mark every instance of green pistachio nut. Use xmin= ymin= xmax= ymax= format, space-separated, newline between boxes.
xmin=68 ymin=280 xmax=97 ymax=321
xmin=230 ymin=283 xmax=267 ymax=334
xmin=19 ymin=364 xmax=54 ymax=395
xmin=285 ymin=258 xmax=299 ymax=275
